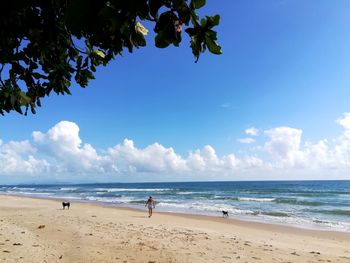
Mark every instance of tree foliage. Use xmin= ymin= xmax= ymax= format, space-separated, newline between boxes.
xmin=0 ymin=0 xmax=221 ymax=115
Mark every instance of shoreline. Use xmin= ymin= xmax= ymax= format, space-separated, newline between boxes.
xmin=0 ymin=194 xmax=349 ymax=262
xmin=2 ymin=193 xmax=350 ymax=236
xmin=2 ymin=180 xmax=349 ymax=235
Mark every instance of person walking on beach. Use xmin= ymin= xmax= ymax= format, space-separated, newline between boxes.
xmin=145 ymin=196 xmax=155 ymax=217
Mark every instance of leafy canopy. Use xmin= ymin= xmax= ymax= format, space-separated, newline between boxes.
xmin=0 ymin=0 xmax=221 ymax=115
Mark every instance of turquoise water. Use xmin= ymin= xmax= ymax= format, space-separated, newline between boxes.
xmin=1 ymin=180 xmax=350 ymax=232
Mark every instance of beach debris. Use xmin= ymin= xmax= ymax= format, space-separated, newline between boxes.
xmin=38 ymin=225 xmax=45 ymax=229
xmin=32 ymin=244 xmax=39 ymax=247
xmin=310 ymin=251 xmax=321 ymax=255
xmin=291 ymin=251 xmax=300 ymax=256
xmin=59 ymin=255 xmax=63 ymax=259
xmin=2 ymin=250 xmax=10 ymax=253
xmin=21 ymin=231 xmax=25 ymax=234
xmin=12 ymin=243 xmax=22 ymax=246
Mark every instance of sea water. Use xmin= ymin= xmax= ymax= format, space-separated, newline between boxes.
xmin=1 ymin=180 xmax=349 ymax=232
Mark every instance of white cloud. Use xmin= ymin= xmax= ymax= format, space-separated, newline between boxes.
xmin=264 ymin=127 xmax=303 ymax=167
xmin=187 ymin=145 xmax=221 ymax=171
xmin=245 ymin=127 xmax=259 ymax=136
xmin=241 ymin=156 xmax=263 ymax=168
xmin=2 ymin=113 xmax=350 ymax=181
xmin=336 ymin=112 xmax=350 ymax=131
xmin=262 ymin=118 xmax=350 ymax=170
xmin=108 ymin=139 xmax=186 ymax=173
xmin=32 ymin=121 xmax=113 ymax=173
xmin=238 ymin=138 xmax=255 ymax=144
xmin=0 ymin=140 xmax=49 ymax=176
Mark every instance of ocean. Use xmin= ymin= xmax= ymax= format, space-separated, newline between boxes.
xmin=1 ymin=180 xmax=349 ymax=232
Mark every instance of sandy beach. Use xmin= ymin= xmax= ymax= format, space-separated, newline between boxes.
xmin=0 ymin=195 xmax=349 ymax=262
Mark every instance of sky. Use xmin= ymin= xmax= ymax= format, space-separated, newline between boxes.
xmin=1 ymin=0 xmax=350 ymax=183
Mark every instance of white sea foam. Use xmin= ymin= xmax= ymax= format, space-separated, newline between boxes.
xmin=6 ymin=191 xmax=51 ymax=196
xmin=54 ymin=195 xmax=82 ymax=200
xmin=94 ymin=188 xmax=172 ymax=192
xmin=60 ymin=187 xmax=78 ymax=191
xmin=10 ymin=187 xmax=36 ymax=191
xmin=84 ymin=196 xmax=117 ymax=203
xmin=84 ymin=195 xmax=139 ymax=204
xmin=238 ymin=197 xmax=275 ymax=202
xmin=177 ymin=191 xmax=208 ymax=195
xmin=157 ymin=201 xmax=252 ymax=215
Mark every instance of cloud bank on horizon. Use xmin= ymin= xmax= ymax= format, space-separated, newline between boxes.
xmin=2 ymin=113 xmax=350 ymax=182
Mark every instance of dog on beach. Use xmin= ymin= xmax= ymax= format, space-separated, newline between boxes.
xmin=62 ymin=202 xmax=70 ymax=210
xmin=222 ymin=210 xmax=229 ymax=218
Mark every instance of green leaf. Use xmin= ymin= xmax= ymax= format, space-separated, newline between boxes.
xmin=93 ymin=50 xmax=106 ymax=59
xmin=205 ymin=35 xmax=222 ymax=55
xmin=206 ymin=15 xmax=220 ymax=27
xmin=149 ymin=0 xmax=164 ymax=19
xmin=131 ymin=32 xmax=147 ymax=47
xmin=191 ymin=0 xmax=206 ymax=9
xmin=64 ymin=0 xmax=91 ymax=34
xmin=135 ymin=22 xmax=149 ymax=36
xmin=19 ymin=92 xmax=32 ymax=105
xmin=155 ymin=31 xmax=171 ymax=48
xmin=77 ymin=56 xmax=83 ymax=68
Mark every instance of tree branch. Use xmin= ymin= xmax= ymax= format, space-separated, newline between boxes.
xmin=0 ymin=64 xmax=5 ymax=86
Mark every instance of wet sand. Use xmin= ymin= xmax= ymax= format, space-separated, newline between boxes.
xmin=0 ymin=195 xmax=349 ymax=262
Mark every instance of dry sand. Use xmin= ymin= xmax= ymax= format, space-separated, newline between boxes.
xmin=0 ymin=195 xmax=349 ymax=262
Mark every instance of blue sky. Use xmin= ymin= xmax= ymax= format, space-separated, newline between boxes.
xmin=1 ymin=0 xmax=350 ymax=183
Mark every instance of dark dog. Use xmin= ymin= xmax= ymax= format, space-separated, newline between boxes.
xmin=222 ymin=210 xmax=229 ymax=218
xmin=62 ymin=202 xmax=70 ymax=210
